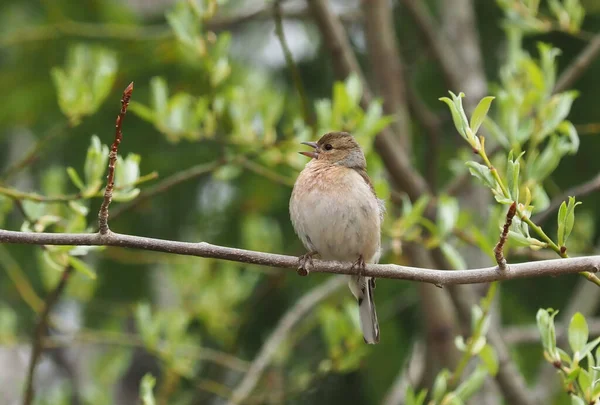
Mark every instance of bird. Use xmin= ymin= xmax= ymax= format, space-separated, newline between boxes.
xmin=289 ymin=131 xmax=385 ymax=344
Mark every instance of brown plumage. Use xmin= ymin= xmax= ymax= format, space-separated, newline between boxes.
xmin=290 ymin=131 xmax=384 ymax=344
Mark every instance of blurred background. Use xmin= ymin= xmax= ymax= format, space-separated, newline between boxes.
xmin=1 ymin=0 xmax=600 ymax=404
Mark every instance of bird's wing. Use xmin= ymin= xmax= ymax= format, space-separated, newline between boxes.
xmin=353 ymin=167 xmax=386 ymax=221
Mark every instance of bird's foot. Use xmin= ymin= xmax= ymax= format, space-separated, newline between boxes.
xmin=297 ymin=251 xmax=317 ymax=276
xmin=350 ymin=255 xmax=366 ymax=277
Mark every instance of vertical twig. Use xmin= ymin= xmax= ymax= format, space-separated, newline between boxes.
xmin=98 ymin=82 xmax=134 ymax=234
xmin=22 ymin=266 xmax=74 ymax=405
xmin=494 ymin=202 xmax=517 ymax=270
xmin=554 ymin=33 xmax=600 ymax=94
xmin=273 ymin=1 xmax=315 ymax=133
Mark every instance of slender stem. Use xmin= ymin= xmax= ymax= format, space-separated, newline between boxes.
xmin=98 ymin=82 xmax=134 ymax=234
xmin=273 ymin=1 xmax=315 ymax=133
xmin=447 ymin=282 xmax=498 ymax=389
xmin=22 ymin=266 xmax=74 ymax=405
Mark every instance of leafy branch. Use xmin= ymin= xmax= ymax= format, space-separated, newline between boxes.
xmin=440 ymin=90 xmax=600 ymax=287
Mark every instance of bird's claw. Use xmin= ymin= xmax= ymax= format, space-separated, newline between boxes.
xmin=297 ymin=251 xmax=317 ymax=276
xmin=350 ymin=255 xmax=366 ymax=277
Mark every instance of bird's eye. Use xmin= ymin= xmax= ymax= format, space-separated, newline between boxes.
xmin=324 ymin=144 xmax=333 ymax=151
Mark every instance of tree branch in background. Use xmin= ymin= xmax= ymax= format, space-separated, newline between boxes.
xmin=0 ymin=121 xmax=70 ymax=182
xmin=380 ymin=341 xmax=426 ymax=405
xmin=207 ymin=3 xmax=362 ymax=33
xmin=109 ymin=159 xmax=226 ymax=221
xmin=362 ymin=0 xmax=412 ymax=150
xmin=98 ymin=82 xmax=133 ymax=234
xmin=226 ymin=276 xmax=346 ymax=405
xmin=554 ymin=32 xmax=600 ymax=93
xmin=273 ymin=1 xmax=316 ymax=133
xmin=532 ymin=172 xmax=600 ymax=224
xmin=400 ymin=0 xmax=462 ymax=92
xmin=504 ymin=318 xmax=600 ymax=345
xmin=22 ymin=266 xmax=74 ymax=405
xmin=406 ymin=84 xmax=443 ymax=190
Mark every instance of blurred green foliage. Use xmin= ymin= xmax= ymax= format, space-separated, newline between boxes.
xmin=1 ymin=0 xmax=600 ymax=404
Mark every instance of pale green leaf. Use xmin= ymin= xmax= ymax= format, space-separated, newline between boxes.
xmin=569 ymin=312 xmax=588 ymax=354
xmin=470 ymin=96 xmax=495 ymax=135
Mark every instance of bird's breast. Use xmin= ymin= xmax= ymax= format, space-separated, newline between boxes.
xmin=290 ymin=165 xmax=381 ymax=263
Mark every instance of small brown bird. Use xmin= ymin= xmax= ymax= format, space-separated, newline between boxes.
xmin=289 ymin=131 xmax=385 ymax=344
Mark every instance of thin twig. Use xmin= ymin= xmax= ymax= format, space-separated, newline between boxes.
xmin=362 ymin=0 xmax=412 ymax=150
xmin=98 ymin=82 xmax=133 ymax=234
xmin=110 ymin=159 xmax=225 ymax=221
xmin=406 ymin=84 xmax=443 ymax=189
xmin=0 ymin=229 xmax=599 ymax=285
xmin=380 ymin=341 xmax=426 ymax=405
xmin=400 ymin=0 xmax=462 ymax=92
xmin=273 ymin=1 xmax=315 ymax=132
xmin=494 ymin=202 xmax=517 ymax=270
xmin=22 ymin=265 xmax=74 ymax=405
xmin=40 ymin=329 xmax=250 ymax=372
xmin=554 ymin=32 xmax=600 ymax=93
xmin=504 ymin=318 xmax=600 ymax=344
xmin=0 ymin=173 xmax=157 ymax=204
xmin=0 ymin=121 xmax=70 ymax=182
xmin=532 ymin=172 xmax=600 ymax=225
xmin=226 ymin=276 xmax=346 ymax=405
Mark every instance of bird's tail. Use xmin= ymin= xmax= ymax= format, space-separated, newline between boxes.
xmin=349 ymin=276 xmax=380 ymax=344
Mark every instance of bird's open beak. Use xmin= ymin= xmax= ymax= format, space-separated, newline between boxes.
xmin=299 ymin=141 xmax=319 ymax=159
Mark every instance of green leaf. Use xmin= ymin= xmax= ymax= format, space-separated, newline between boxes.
xmin=437 ymin=195 xmax=459 ymax=237
xmin=569 ymin=312 xmax=589 ymax=355
xmin=571 ymin=396 xmax=585 ymax=405
xmin=571 ymin=395 xmax=586 ymax=405
xmin=539 ymin=91 xmax=578 ymax=139
xmin=84 ymin=135 xmax=108 ymax=187
xmin=150 ymin=76 xmax=169 ymax=117
xmin=455 ymin=365 xmax=488 ymax=402
xmin=166 ymin=1 xmax=203 ymax=50
xmin=565 ymin=196 xmax=582 ymax=246
xmin=479 ymin=344 xmax=499 ymax=376
xmin=432 ymin=369 xmax=450 ymax=402
xmin=66 ymin=167 xmax=85 ymax=190
xmin=129 ymin=101 xmax=155 ymax=123
xmin=140 ymin=374 xmax=157 ymax=405
xmin=557 ymin=120 xmax=580 ymax=154
xmin=578 ymin=368 xmax=592 ymax=395
xmin=576 ymin=336 xmax=600 ymax=363
xmin=67 ymin=256 xmax=96 ymax=280
xmin=51 ymin=44 xmax=118 ymax=124
xmin=557 ymin=200 xmax=568 ymax=247
xmin=530 ymin=136 xmax=566 ymax=182
xmin=470 ymin=96 xmax=495 ymax=135
xmin=441 ymin=242 xmax=467 ymax=270
xmin=439 ymin=95 xmax=467 ymax=139
xmin=211 ymin=58 xmax=231 ymax=87
xmin=483 ymin=117 xmax=510 ymax=149
xmin=213 ymin=164 xmax=242 ymax=181
xmin=506 ymin=151 xmax=524 ymax=201
xmin=537 ymin=308 xmax=559 ymax=355
xmin=465 ymin=161 xmax=496 ymax=189
xmin=345 ymin=73 xmax=362 ymax=107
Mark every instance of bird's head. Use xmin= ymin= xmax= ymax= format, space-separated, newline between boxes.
xmin=299 ymin=132 xmax=366 ymax=169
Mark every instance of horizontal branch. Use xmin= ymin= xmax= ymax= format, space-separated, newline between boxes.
xmin=1 ymin=229 xmax=599 ymax=286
